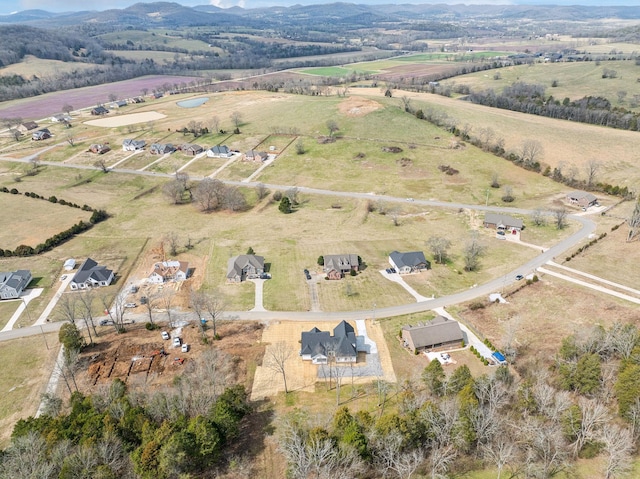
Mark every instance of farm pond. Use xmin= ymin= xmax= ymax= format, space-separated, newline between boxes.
xmin=177 ymin=97 xmax=209 ymax=108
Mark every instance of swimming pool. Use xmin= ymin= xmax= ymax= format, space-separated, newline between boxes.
xmin=177 ymin=97 xmax=209 ymax=108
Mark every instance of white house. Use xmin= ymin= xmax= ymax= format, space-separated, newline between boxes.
xmin=148 ymin=261 xmax=189 ymax=284
xmin=122 ymin=139 xmax=146 ymax=151
xmin=70 ymin=258 xmax=114 ymax=290
xmin=0 ymin=270 xmax=32 ymax=300
xmin=207 ymin=145 xmax=232 ymax=158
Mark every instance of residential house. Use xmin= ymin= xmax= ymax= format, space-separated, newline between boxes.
xmin=51 ymin=114 xmax=72 ymax=123
xmin=207 ymin=145 xmax=232 ymax=158
xmin=401 ymin=316 xmax=464 ymax=353
xmin=567 ymin=191 xmax=598 ymax=209
xmin=323 ymin=254 xmax=359 ymax=280
xmin=91 ymin=106 xmax=109 ymax=116
xmin=32 ymin=129 xmax=51 ymax=141
xmin=70 ymin=258 xmax=114 ymax=290
xmin=300 ymin=320 xmax=358 ymax=364
xmin=245 ymin=150 xmax=267 ymax=162
xmin=122 ymin=139 xmax=146 ymax=151
xmin=0 ymin=270 xmax=32 ymax=300
xmin=181 ymin=144 xmax=203 ymax=156
xmin=153 ymin=92 xmax=163 ymax=99
xmin=18 ymin=121 xmax=38 ymax=134
xmin=109 ymin=100 xmax=127 ymax=109
xmin=226 ymin=254 xmax=264 ymax=282
xmin=150 ymin=143 xmax=175 ymax=155
xmin=148 ymin=260 xmax=189 ymax=284
xmin=131 ymin=96 xmax=145 ymax=104
xmin=389 ymin=251 xmax=430 ymax=274
xmin=483 ymin=213 xmax=523 ymax=231
xmin=89 ymin=144 xmax=110 ymax=154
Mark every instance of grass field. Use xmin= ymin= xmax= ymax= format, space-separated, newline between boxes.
xmin=442 ymin=59 xmax=640 ymax=111
xmin=0 ymin=193 xmax=92 ymax=249
xmin=0 ymin=55 xmax=96 ymax=78
xmin=300 ymin=66 xmax=376 ymax=77
xmin=105 ymin=50 xmax=189 ymax=62
xmin=356 ymin=88 xmax=640 ymax=188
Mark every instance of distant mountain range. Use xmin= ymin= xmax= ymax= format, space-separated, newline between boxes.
xmin=2 ymin=2 xmax=640 ymax=28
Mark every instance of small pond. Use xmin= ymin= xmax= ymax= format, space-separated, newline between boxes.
xmin=177 ymin=97 xmax=209 ymax=108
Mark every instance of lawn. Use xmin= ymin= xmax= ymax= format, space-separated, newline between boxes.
xmin=0 ymin=193 xmax=92 ymax=249
xmin=0 ymin=335 xmax=60 ymax=448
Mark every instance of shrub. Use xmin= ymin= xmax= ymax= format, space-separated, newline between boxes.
xmin=350 ymin=269 xmax=357 ymax=277
xmin=145 ymin=322 xmax=160 ymax=331
xmin=48 ymin=196 xmax=57 ymax=203
xmin=10 ymin=188 xmax=19 ymax=194
xmin=469 ymin=301 xmax=485 ymax=310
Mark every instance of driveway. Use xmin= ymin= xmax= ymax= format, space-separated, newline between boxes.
xmin=248 ymin=278 xmax=267 ymax=312
xmin=307 ymin=274 xmax=321 ymax=312
xmin=379 ymin=269 xmax=431 ymax=302
xmin=1 ymin=288 xmax=43 ymax=332
xmin=35 ymin=274 xmax=75 ymax=325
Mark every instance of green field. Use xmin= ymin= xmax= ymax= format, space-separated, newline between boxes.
xmin=97 ymin=30 xmax=212 ymax=52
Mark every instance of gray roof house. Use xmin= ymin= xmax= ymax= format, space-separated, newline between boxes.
xmin=483 ymin=213 xmax=523 ymax=231
xmin=301 ymin=320 xmax=358 ymax=364
xmin=18 ymin=121 xmax=38 ymax=133
xmin=0 ymin=270 xmax=32 ymax=300
xmin=70 ymin=258 xmax=114 ymax=290
xmin=207 ymin=145 xmax=232 ymax=158
xmin=32 ymin=129 xmax=51 ymax=141
xmin=122 ymin=139 xmax=146 ymax=151
xmin=401 ymin=316 xmax=464 ymax=353
xmin=91 ymin=106 xmax=109 ymax=116
xmin=181 ymin=144 xmax=203 ymax=156
xmin=323 ymin=254 xmax=359 ymax=279
xmin=389 ymin=251 xmax=430 ymax=274
xmin=150 ymin=143 xmax=175 ymax=155
xmin=227 ymin=254 xmax=265 ymax=282
xmin=567 ymin=191 xmax=598 ymax=208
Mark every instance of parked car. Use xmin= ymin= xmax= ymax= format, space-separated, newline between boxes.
xmin=140 ymin=296 xmax=148 ymax=305
xmin=515 ymin=274 xmax=524 ymax=281
xmin=181 ymin=343 xmax=189 ymax=353
xmin=125 ymin=302 xmax=137 ymax=308
xmin=161 ymin=331 xmax=170 ymax=340
xmin=130 ymin=285 xmax=138 ymax=293
xmin=100 ymin=319 xmax=112 ymax=326
xmin=60 ymin=275 xmax=67 ymax=281
xmin=305 ymin=272 xmax=312 ymax=280
xmin=173 ymin=337 xmax=181 ymax=347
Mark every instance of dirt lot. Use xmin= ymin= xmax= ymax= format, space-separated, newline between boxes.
xmin=251 ymin=319 xmax=396 ymax=400
xmin=337 ymin=96 xmax=382 ymax=117
xmin=75 ymin=320 xmax=264 ymax=394
xmin=84 ymin=111 xmax=167 ymax=128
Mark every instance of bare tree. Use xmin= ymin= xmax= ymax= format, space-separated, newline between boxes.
xmin=389 ymin=206 xmax=401 ymax=227
xmin=285 ymin=187 xmax=299 ymax=205
xmin=56 ymin=294 xmax=78 ymax=324
xmin=94 ymin=158 xmax=108 ymax=173
xmin=165 ymin=231 xmax=179 ymax=256
xmin=627 ymin=200 xmax=640 ymax=242
xmin=601 ymin=424 xmax=634 ymax=479
xmin=223 ymin=186 xmax=247 ymax=212
xmin=193 ymin=178 xmax=220 ymax=212
xmin=566 ymin=398 xmax=610 ymax=457
xmin=429 ymin=444 xmax=457 ymax=479
xmin=463 ymin=233 xmax=485 ymax=272
xmin=255 ymin=182 xmax=268 ymax=200
xmin=77 ymin=290 xmax=97 ymax=344
xmin=209 ymin=116 xmax=220 ymax=133
xmin=159 ymin=288 xmax=176 ymax=328
xmin=65 ymin=133 xmax=76 ymax=147
xmin=553 ymin=208 xmax=568 ymax=230
xmin=62 ymin=104 xmax=74 ymax=114
xmin=426 ymin=236 xmax=452 ymax=264
xmin=501 ymin=185 xmax=515 ymax=203
xmin=142 ymin=293 xmax=157 ymax=324
xmin=400 ymin=95 xmax=412 ymax=112
xmin=189 ymin=289 xmax=208 ymax=340
xmin=490 ymin=172 xmax=500 ymax=188
xmin=326 ymin=119 xmax=339 ymax=137
xmin=203 ymin=290 xmax=225 ymax=339
xmin=531 ymin=208 xmax=547 ymax=226
xmin=519 ymin=139 xmax=544 ymax=167
xmin=108 ymin=93 xmax=118 ymax=102
xmin=265 ymin=341 xmax=292 ymax=393
xmin=482 ymin=433 xmax=517 ymax=479
xmin=230 ymin=111 xmax=242 ymax=130
xmin=585 ymin=159 xmax=601 ymax=187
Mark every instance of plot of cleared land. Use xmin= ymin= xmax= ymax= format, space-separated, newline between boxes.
xmin=84 ymin=111 xmax=166 ymax=127
xmin=251 ymin=319 xmax=395 ymax=400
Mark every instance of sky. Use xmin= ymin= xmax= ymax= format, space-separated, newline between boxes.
xmin=1 ymin=0 xmax=637 ymax=15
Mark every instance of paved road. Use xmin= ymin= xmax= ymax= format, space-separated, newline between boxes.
xmin=0 ymin=153 xmax=596 ymax=340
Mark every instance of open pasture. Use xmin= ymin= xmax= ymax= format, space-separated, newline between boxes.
xmin=443 ymin=60 xmax=640 ymax=111
xmin=96 ymin=30 xmax=212 ymax=52
xmin=84 ymin=111 xmax=167 ymax=127
xmin=0 ymin=193 xmax=92 ymax=249
xmin=0 ymin=55 xmax=96 ymax=78
xmin=358 ymin=88 xmax=640 ymax=189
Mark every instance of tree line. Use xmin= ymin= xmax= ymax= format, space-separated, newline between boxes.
xmin=466 ymin=80 xmax=640 ymax=132
xmin=277 ymin=322 xmax=640 ymax=479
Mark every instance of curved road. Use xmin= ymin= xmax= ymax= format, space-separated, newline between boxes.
xmin=0 ymin=154 xmax=596 ymax=341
